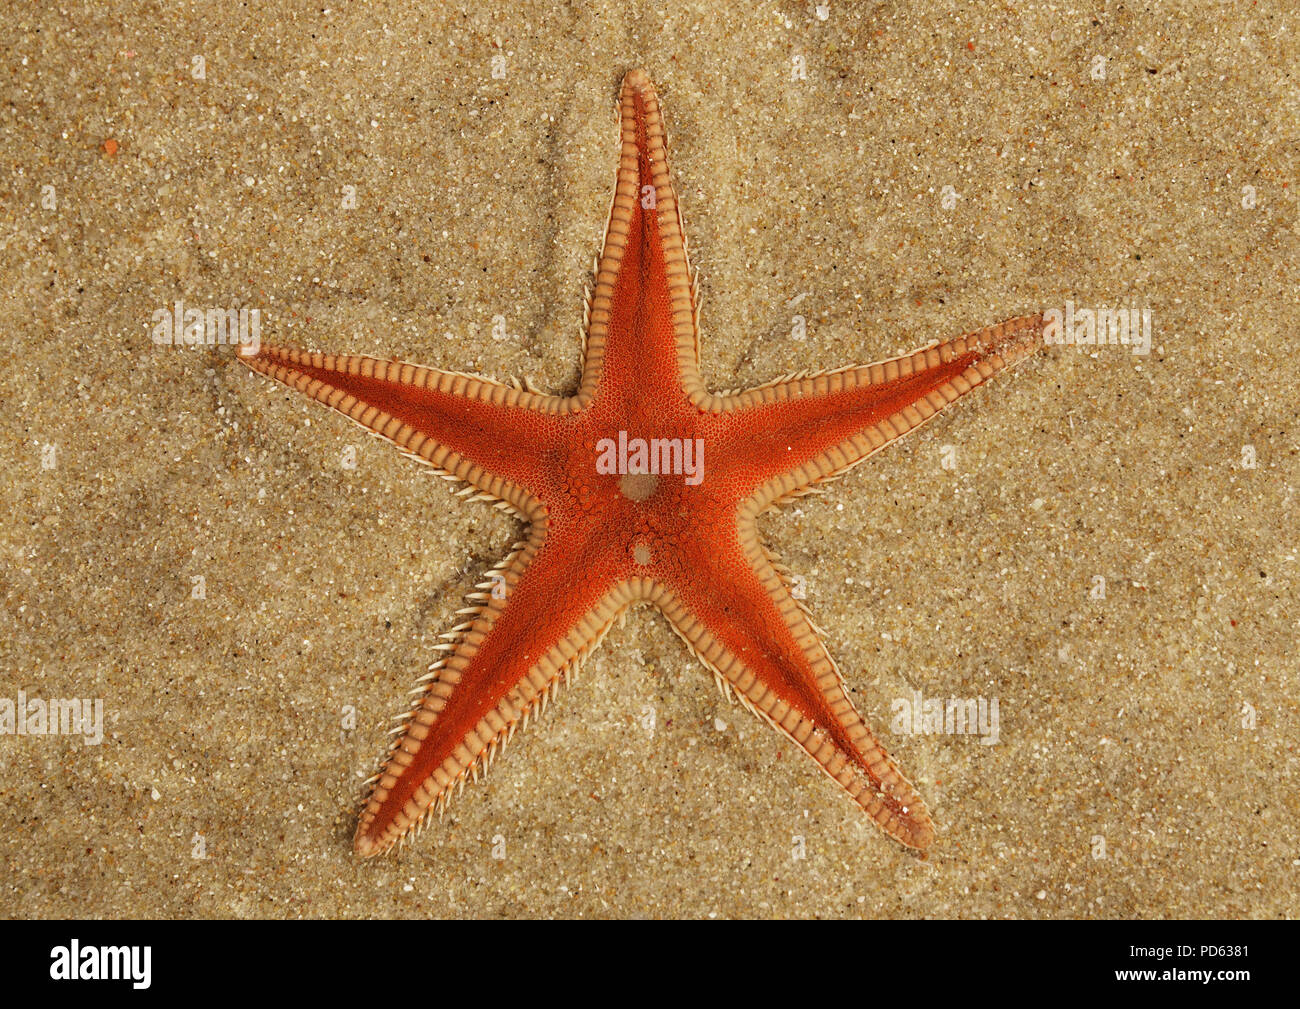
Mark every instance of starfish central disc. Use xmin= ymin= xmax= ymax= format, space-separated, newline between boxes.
xmin=618 ymin=472 xmax=660 ymax=501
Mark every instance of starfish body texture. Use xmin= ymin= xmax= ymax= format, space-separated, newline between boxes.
xmin=241 ymin=69 xmax=1043 ymax=856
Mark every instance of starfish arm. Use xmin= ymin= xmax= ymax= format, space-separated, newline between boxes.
xmin=239 ymin=345 xmax=573 ymax=515
xmin=650 ymin=524 xmax=935 ymax=850
xmin=581 ymin=70 xmax=702 ymax=409
xmin=354 ymin=530 xmax=633 ymax=856
xmin=707 ymin=314 xmax=1044 ymax=510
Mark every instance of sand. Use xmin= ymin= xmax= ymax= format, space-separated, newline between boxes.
xmin=1 ymin=0 xmax=1296 ymax=918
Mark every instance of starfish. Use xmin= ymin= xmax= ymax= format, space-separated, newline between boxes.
xmin=240 ymin=69 xmax=1044 ymax=856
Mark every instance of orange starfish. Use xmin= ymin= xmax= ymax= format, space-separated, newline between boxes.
xmin=240 ymin=69 xmax=1043 ymax=856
